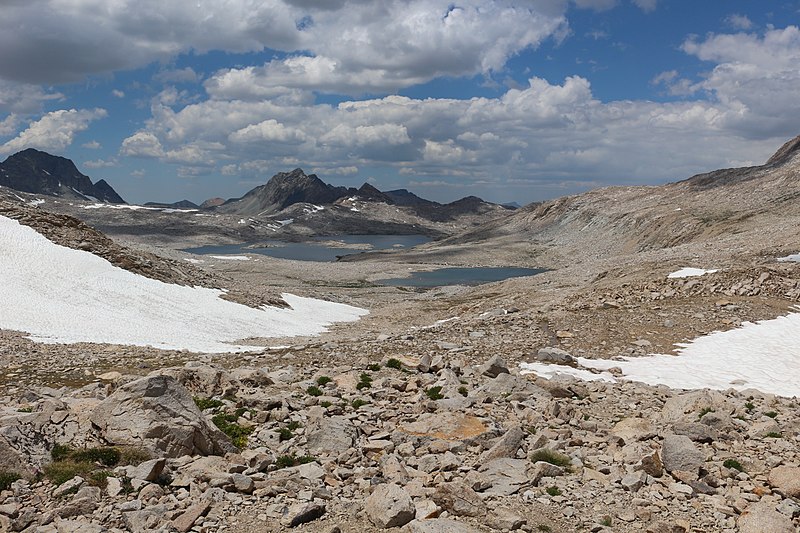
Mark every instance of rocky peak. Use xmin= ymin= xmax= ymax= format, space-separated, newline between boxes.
xmin=766 ymin=134 xmax=800 ymax=167
xmin=0 ymin=148 xmax=124 ymax=203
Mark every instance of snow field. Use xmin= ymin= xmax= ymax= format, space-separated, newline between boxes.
xmin=0 ymin=216 xmax=367 ymax=353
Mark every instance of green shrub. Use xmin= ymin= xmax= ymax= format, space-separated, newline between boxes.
xmin=765 ymin=411 xmax=778 ymax=418
xmin=278 ymin=427 xmax=293 ymax=442
xmin=0 ymin=471 xmax=21 ymax=491
xmin=51 ymin=443 xmax=73 ymax=461
xmin=536 ymin=526 xmax=552 ymax=532
xmin=698 ymin=407 xmax=714 ymax=419
xmin=351 ymin=399 xmax=368 ymax=409
xmin=545 ymin=486 xmax=561 ymax=496
xmin=320 ymin=401 xmax=332 ymax=408
xmin=458 ymin=386 xmax=468 ymax=397
xmin=212 ymin=413 xmax=254 ymax=448
xmin=530 ymin=449 xmax=571 ymax=468
xmin=723 ymin=459 xmax=743 ymax=471
xmin=744 ymin=402 xmax=755 ymax=411
xmin=118 ymin=447 xmax=151 ymax=466
xmin=367 ymin=363 xmax=381 ymax=372
xmin=44 ymin=461 xmax=94 ymax=486
xmin=386 ymin=359 xmax=402 ymax=370
xmin=316 ymin=376 xmax=332 ymax=386
xmin=599 ymin=516 xmax=612 ymax=527
xmin=71 ymin=447 xmax=121 ymax=467
xmin=765 ymin=432 xmax=782 ymax=439
xmin=306 ymin=386 xmax=323 ymax=397
xmin=425 ymin=386 xmax=444 ymax=400
xmin=356 ymin=373 xmax=373 ymax=390
xmin=193 ymin=397 xmax=224 ymax=411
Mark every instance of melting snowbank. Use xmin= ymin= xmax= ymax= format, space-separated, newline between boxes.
xmin=667 ymin=267 xmax=718 ymax=278
xmin=0 ymin=216 xmax=367 ymax=352
xmin=522 ymin=311 xmax=800 ymax=397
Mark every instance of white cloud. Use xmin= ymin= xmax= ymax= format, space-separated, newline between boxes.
xmin=114 ymin=22 xmax=800 ymax=197
xmin=83 ymin=157 xmax=118 ymax=168
xmin=204 ymin=1 xmax=567 ymax=95
xmin=82 ymin=140 xmax=102 ymax=149
xmin=154 ymin=67 xmax=200 ymax=84
xmin=725 ymin=14 xmax=753 ymax=30
xmin=120 ymin=131 xmax=165 ymax=158
xmin=630 ymin=0 xmax=657 ymax=12
xmin=131 ymin=169 xmax=146 ymax=177
xmin=0 ymin=108 xmax=107 ymax=155
xmin=0 ymin=115 xmax=19 ymax=136
xmin=0 ymin=80 xmax=62 ymax=114
xmin=112 ymin=89 xmax=125 ymax=98
xmin=682 ymin=26 xmax=800 ymax=138
xmin=0 ymin=0 xmax=567 ymax=94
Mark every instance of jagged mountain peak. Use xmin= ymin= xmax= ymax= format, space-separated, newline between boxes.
xmin=0 ymin=148 xmax=124 ymax=203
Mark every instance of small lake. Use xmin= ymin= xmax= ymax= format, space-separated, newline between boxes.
xmin=377 ymin=267 xmax=545 ymax=287
xmin=185 ymin=234 xmax=431 ymax=262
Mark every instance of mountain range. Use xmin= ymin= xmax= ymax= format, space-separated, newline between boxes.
xmin=0 ymin=149 xmax=124 ymax=203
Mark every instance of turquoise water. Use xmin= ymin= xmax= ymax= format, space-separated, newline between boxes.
xmin=377 ymin=267 xmax=545 ymax=287
xmin=185 ymin=234 xmax=431 ymax=262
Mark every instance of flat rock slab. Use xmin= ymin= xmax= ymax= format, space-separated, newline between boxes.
xmin=738 ymin=501 xmax=795 ymax=533
xmin=768 ymin=466 xmax=800 ymax=497
xmin=479 ymin=458 xmax=530 ymax=495
xmin=171 ymin=501 xmax=211 ymax=533
xmin=366 ymin=483 xmax=415 ymax=528
xmin=400 ymin=412 xmax=489 ymax=442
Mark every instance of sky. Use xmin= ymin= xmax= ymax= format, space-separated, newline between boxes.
xmin=0 ymin=1 xmax=799 ymax=206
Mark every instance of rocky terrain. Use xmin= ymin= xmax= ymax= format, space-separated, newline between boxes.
xmin=1 ymin=137 xmax=800 ymax=532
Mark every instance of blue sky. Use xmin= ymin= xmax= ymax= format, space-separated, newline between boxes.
xmin=0 ymin=1 xmax=798 ymax=205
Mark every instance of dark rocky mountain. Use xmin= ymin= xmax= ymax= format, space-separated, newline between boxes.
xmin=216 ymin=168 xmax=357 ymax=216
xmin=383 ymin=188 xmax=438 ymax=208
xmin=214 ymin=168 xmax=503 ymax=223
xmin=0 ymin=148 xmax=124 ymax=203
xmin=144 ymin=200 xmax=199 ymax=209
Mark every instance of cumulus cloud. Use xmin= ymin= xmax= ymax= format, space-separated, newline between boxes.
xmin=0 ymin=0 xmax=301 ymax=84
xmin=682 ymin=26 xmax=800 ymax=138
xmin=82 ymin=140 xmax=102 ymax=149
xmin=119 ymin=70 xmax=781 ymax=195
xmin=0 ymin=108 xmax=107 ymax=155
xmin=0 ymin=80 xmax=62 ymax=114
xmin=0 ymin=0 xmax=566 ymax=93
xmin=204 ymin=1 xmax=567 ymax=95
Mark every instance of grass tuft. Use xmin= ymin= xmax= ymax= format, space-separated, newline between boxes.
xmin=530 ymin=449 xmax=571 ymax=468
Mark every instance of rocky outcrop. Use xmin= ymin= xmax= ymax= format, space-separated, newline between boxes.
xmin=90 ymin=375 xmax=237 ymax=457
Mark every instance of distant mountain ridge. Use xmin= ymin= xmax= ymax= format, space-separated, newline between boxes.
xmin=0 ymin=148 xmax=124 ymax=203
xmin=215 ymin=168 xmax=504 ymax=222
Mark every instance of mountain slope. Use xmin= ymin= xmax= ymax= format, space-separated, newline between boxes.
xmin=216 ymin=168 xmax=356 ymax=216
xmin=0 ymin=149 xmax=124 ymax=203
xmin=372 ymin=134 xmax=800 ymax=268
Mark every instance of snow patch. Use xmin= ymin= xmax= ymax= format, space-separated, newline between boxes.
xmin=521 ymin=310 xmax=800 ymax=397
xmin=777 ymin=253 xmax=800 ymax=263
xmin=183 ymin=258 xmax=204 ymax=264
xmin=209 ymin=255 xmax=250 ymax=261
xmin=28 ymin=199 xmax=45 ymax=207
xmin=667 ymin=267 xmax=718 ymax=279
xmin=0 ymin=215 xmax=367 ymax=353
xmin=519 ymin=363 xmax=617 ymax=383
